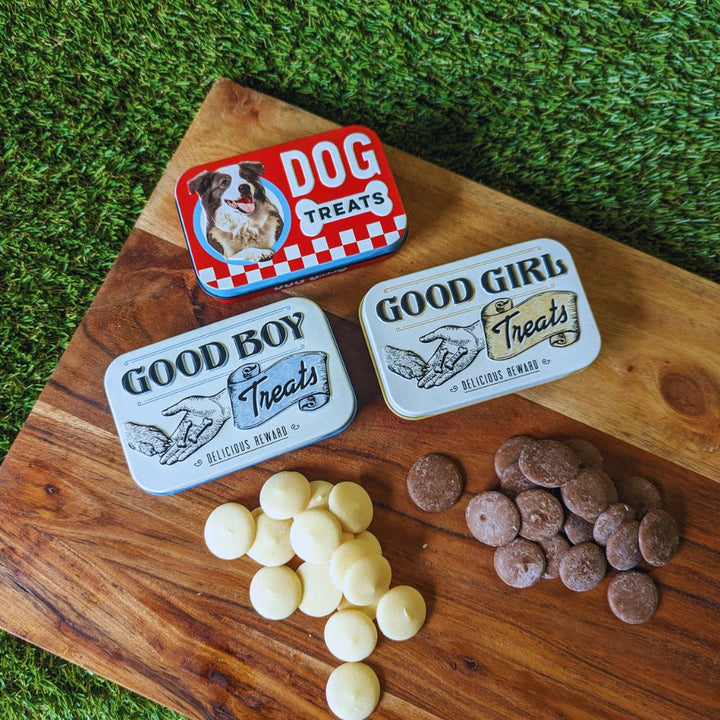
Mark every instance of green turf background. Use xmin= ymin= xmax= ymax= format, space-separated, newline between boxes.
xmin=1 ymin=0 xmax=718 ymax=717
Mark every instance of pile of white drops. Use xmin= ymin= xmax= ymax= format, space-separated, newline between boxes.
xmin=204 ymin=470 xmax=427 ymax=720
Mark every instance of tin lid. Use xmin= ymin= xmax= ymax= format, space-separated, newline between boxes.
xmin=360 ymin=238 xmax=601 ymax=420
xmin=104 ymin=298 xmax=356 ymax=494
xmin=175 ymin=125 xmax=407 ymax=301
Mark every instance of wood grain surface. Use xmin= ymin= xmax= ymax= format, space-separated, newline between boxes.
xmin=1 ymin=78 xmax=719 ymax=719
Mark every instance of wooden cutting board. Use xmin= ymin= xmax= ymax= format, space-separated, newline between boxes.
xmin=2 ymin=78 xmax=719 ymax=720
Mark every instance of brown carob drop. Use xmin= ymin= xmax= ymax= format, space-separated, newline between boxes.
xmin=606 ymin=520 xmax=642 ymax=571
xmin=593 ymin=503 xmax=635 ymax=546
xmin=499 ymin=462 xmax=537 ymax=499
xmin=518 ymin=439 xmax=580 ymax=488
xmin=494 ymin=435 xmax=535 ymax=477
xmin=539 ymin=534 xmax=570 ymax=580
xmin=515 ymin=489 xmax=564 ymax=541
xmin=493 ymin=539 xmax=546 ymax=588
xmin=638 ymin=509 xmax=679 ymax=567
xmin=561 ymin=468 xmax=611 ymax=522
xmin=407 ymin=454 xmax=464 ymax=512
xmin=564 ymin=512 xmax=594 ymax=545
xmin=559 ymin=542 xmax=606 ymax=592
xmin=565 ymin=438 xmax=603 ymax=471
xmin=599 ymin=472 xmax=619 ymax=505
xmin=616 ymin=476 xmax=662 ymax=519
xmin=466 ymin=491 xmax=520 ymax=547
xmin=607 ymin=571 xmax=658 ymax=624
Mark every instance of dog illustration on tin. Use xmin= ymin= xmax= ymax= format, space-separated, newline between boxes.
xmin=188 ymin=161 xmax=284 ymax=262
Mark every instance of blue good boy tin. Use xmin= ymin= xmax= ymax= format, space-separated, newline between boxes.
xmin=105 ymin=298 xmax=356 ymax=494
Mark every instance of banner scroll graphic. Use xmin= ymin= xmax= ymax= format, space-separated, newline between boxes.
xmin=228 ymin=351 xmax=330 ymax=429
xmin=481 ymin=291 xmax=580 ymax=360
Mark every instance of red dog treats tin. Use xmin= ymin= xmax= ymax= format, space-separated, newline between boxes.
xmin=360 ymin=238 xmax=601 ymax=419
xmin=104 ymin=298 xmax=356 ymax=494
xmin=175 ymin=126 xmax=407 ymax=301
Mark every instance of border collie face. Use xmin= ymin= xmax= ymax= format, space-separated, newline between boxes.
xmin=188 ymin=161 xmax=283 ymax=261
xmin=189 ymin=161 xmax=266 ymax=220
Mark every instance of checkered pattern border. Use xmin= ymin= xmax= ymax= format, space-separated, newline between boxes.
xmin=197 ymin=214 xmax=407 ymax=291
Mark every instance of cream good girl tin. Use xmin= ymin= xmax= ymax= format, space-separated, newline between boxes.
xmin=105 ymin=298 xmax=356 ymax=494
xmin=360 ymin=238 xmax=601 ymax=419
xmin=175 ymin=125 xmax=407 ymax=301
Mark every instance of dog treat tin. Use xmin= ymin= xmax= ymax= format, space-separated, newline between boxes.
xmin=105 ymin=298 xmax=356 ymax=494
xmin=360 ymin=238 xmax=601 ymax=419
xmin=175 ymin=125 xmax=407 ymax=301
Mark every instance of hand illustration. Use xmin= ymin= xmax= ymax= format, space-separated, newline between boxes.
xmin=158 ymin=390 xmax=232 ymax=465
xmin=383 ymin=346 xmax=428 ymax=380
xmin=417 ymin=320 xmax=485 ymax=388
xmin=124 ymin=422 xmax=170 ymax=457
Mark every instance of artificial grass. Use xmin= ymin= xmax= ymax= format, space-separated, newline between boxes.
xmin=1 ymin=0 xmax=718 ymax=717
xmin=0 ymin=633 xmax=184 ymax=720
